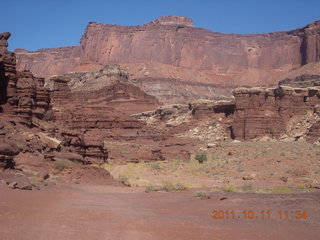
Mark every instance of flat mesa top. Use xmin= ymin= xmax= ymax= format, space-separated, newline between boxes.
xmin=146 ymin=16 xmax=194 ymax=27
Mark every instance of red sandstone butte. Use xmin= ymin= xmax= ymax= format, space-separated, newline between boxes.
xmin=15 ymin=16 xmax=320 ymax=88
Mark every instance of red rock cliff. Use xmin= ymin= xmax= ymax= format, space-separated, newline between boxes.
xmin=232 ymin=86 xmax=320 ymax=141
xmin=15 ymin=17 xmax=320 ymax=85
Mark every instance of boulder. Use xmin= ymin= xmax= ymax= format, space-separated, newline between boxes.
xmin=36 ymin=132 xmax=61 ymax=149
xmin=0 ymin=142 xmax=20 ymax=156
xmin=8 ymin=177 xmax=33 ymax=190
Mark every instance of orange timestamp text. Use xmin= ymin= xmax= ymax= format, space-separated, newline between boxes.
xmin=211 ymin=210 xmax=308 ymax=220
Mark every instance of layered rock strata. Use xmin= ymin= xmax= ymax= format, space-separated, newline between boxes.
xmin=45 ymin=65 xmax=162 ymax=163
xmin=233 ymin=86 xmax=320 ymax=141
xmin=279 ymin=75 xmax=320 ymax=88
xmin=15 ymin=17 xmax=320 ymax=103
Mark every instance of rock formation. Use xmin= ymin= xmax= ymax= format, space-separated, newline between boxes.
xmin=15 ymin=46 xmax=80 ymax=78
xmin=2 ymin=24 xmax=320 ymax=189
xmin=279 ymin=75 xmax=320 ymax=88
xmin=0 ymin=32 xmax=171 ymax=187
xmin=14 ymin=17 xmax=320 ymax=103
xmin=232 ymin=86 xmax=320 ymax=141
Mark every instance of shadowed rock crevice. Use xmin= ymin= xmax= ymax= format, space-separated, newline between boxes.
xmin=0 ymin=61 xmax=7 ymax=104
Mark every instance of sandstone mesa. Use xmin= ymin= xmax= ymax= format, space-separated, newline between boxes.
xmin=1 ymin=16 xmax=320 ymax=189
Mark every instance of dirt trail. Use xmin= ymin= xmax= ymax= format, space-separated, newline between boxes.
xmin=0 ymin=185 xmax=319 ymax=240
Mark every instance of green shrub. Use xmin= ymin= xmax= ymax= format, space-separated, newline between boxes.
xmin=195 ymin=152 xmax=208 ymax=164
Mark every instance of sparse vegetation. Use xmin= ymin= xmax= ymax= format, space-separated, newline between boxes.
xmin=193 ymin=191 xmax=210 ymax=199
xmin=145 ymin=181 xmax=187 ymax=193
xmin=271 ymin=186 xmax=293 ymax=194
xmin=149 ymin=162 xmax=162 ymax=171
xmin=221 ymin=184 xmax=237 ymax=192
xmin=195 ymin=152 xmax=207 ymax=164
xmin=162 ymin=180 xmax=187 ymax=192
xmin=145 ymin=185 xmax=164 ymax=193
xmin=296 ymin=184 xmax=306 ymax=190
xmin=99 ymin=141 xmax=320 ymax=191
xmin=117 ymin=174 xmax=131 ymax=186
xmin=53 ymin=159 xmax=70 ymax=171
xmin=241 ymin=184 xmax=256 ymax=192
xmin=257 ymin=187 xmax=272 ymax=193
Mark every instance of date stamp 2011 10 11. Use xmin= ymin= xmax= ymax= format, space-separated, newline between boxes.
xmin=211 ymin=210 xmax=308 ymax=220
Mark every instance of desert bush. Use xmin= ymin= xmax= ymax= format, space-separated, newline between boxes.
xmin=149 ymin=162 xmax=162 ymax=171
xmin=257 ymin=187 xmax=272 ymax=193
xmin=162 ymin=180 xmax=187 ymax=192
xmin=145 ymin=185 xmax=164 ymax=193
xmin=145 ymin=181 xmax=187 ymax=193
xmin=296 ymin=184 xmax=307 ymax=190
xmin=195 ymin=152 xmax=207 ymax=164
xmin=193 ymin=191 xmax=210 ymax=199
xmin=271 ymin=186 xmax=292 ymax=194
xmin=241 ymin=184 xmax=256 ymax=192
xmin=117 ymin=174 xmax=131 ymax=186
xmin=221 ymin=184 xmax=236 ymax=192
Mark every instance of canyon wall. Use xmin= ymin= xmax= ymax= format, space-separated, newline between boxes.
xmin=0 ymin=33 xmax=50 ymax=123
xmin=15 ymin=46 xmax=80 ymax=79
xmin=15 ymin=17 xmax=320 ymax=85
xmin=0 ymin=33 xmax=165 ymax=167
xmin=11 ymin=16 xmax=320 ymax=98
xmin=2 ymin=29 xmax=320 ymax=172
xmin=0 ymin=33 xmax=52 ymax=169
xmin=13 ymin=16 xmax=320 ymax=103
xmin=232 ymin=86 xmax=320 ymax=141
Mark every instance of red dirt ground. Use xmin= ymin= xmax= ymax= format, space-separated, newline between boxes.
xmin=0 ymin=184 xmax=319 ymax=240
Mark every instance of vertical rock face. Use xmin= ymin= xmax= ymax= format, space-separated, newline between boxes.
xmin=301 ymin=21 xmax=320 ymax=64
xmin=15 ymin=46 xmax=81 ymax=79
xmin=14 ymin=17 xmax=320 ymax=96
xmin=0 ymin=32 xmax=51 ymax=123
xmin=232 ymin=86 xmax=320 ymax=141
xmin=306 ymin=119 xmax=320 ymax=142
xmin=0 ymin=33 xmax=19 ymax=167
xmin=0 ymin=32 xmax=16 ymax=106
xmin=79 ymin=20 xmax=304 ymax=75
xmin=14 ymin=71 xmax=50 ymax=121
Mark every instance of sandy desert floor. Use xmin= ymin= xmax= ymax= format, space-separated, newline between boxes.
xmin=0 ymin=184 xmax=319 ymax=240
